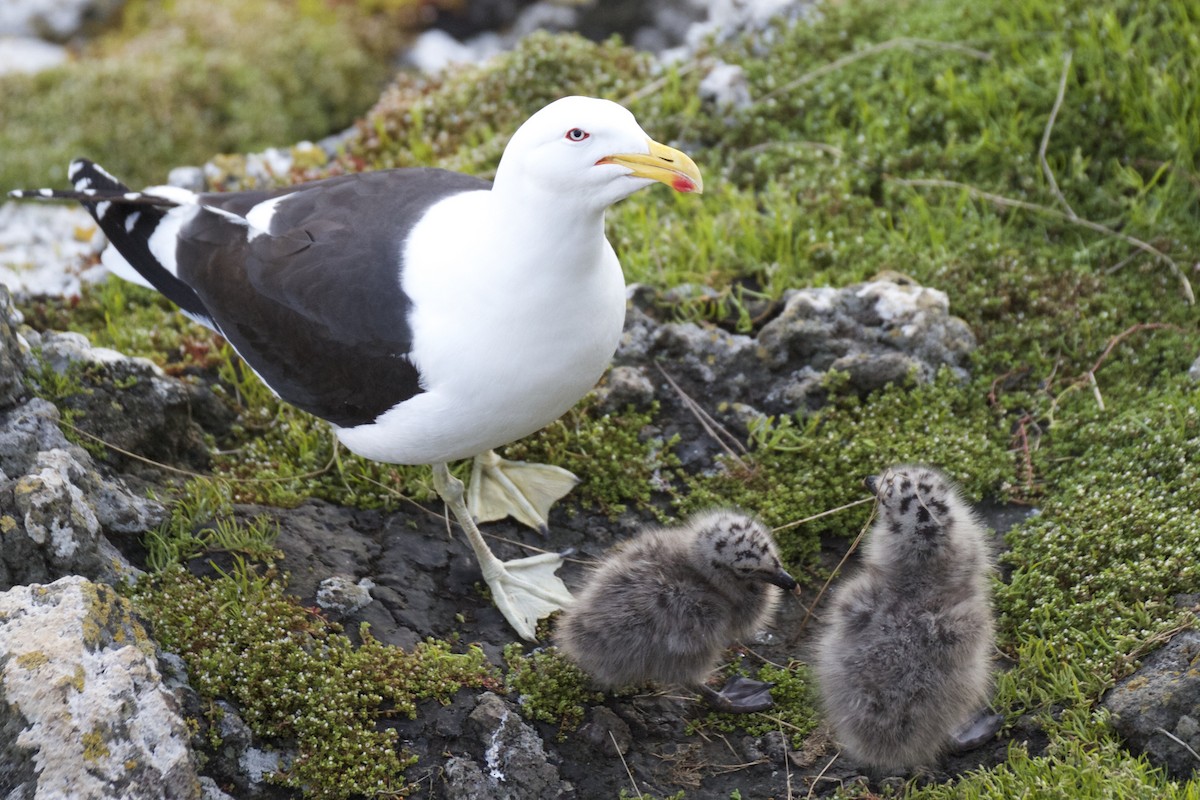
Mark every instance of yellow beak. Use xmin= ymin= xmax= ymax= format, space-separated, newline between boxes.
xmin=597 ymin=139 xmax=703 ymax=194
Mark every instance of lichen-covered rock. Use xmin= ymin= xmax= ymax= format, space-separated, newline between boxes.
xmin=316 ymin=575 xmax=375 ymax=616
xmin=443 ymin=691 xmax=573 ymax=799
xmin=0 ymin=398 xmax=163 ymax=590
xmin=1103 ymin=628 xmax=1200 ymax=780
xmin=756 ymin=277 xmax=976 ymax=398
xmin=613 ymin=275 xmax=977 ymax=448
xmin=23 ymin=328 xmax=229 ymax=470
xmin=0 ymin=576 xmax=200 ymax=799
xmin=0 ymin=285 xmax=26 ymax=408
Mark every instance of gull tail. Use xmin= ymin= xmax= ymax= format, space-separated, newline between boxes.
xmin=9 ymin=159 xmax=213 ymax=326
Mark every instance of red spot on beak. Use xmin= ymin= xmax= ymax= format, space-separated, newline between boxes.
xmin=673 ymin=176 xmax=697 ymax=193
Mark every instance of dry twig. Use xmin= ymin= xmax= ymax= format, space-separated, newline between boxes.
xmin=654 ymin=361 xmax=750 ymax=468
xmin=895 ymin=177 xmax=1195 ymax=304
xmin=611 ymin=730 xmax=642 ymax=799
xmin=1154 ymin=728 xmax=1200 ymax=765
xmin=1039 ymin=51 xmax=1077 ymax=219
xmin=794 ymin=499 xmax=878 ymax=636
xmin=772 ymin=497 xmax=874 ymax=534
xmin=760 ymin=37 xmax=992 ymax=104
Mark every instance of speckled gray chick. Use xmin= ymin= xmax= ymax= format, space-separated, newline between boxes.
xmin=815 ymin=464 xmax=995 ymax=774
xmin=556 ymin=509 xmax=797 ymax=712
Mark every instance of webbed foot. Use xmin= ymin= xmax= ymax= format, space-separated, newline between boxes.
xmin=468 ymin=449 xmax=580 ymax=533
xmin=479 ymin=550 xmax=576 ymax=642
xmin=699 ymin=675 xmax=776 ymax=714
xmin=949 ymin=710 xmax=1004 ymax=752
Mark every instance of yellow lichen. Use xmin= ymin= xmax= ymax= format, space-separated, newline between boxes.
xmin=82 ymin=729 xmax=111 ymax=762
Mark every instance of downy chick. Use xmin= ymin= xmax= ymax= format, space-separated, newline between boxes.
xmin=815 ymin=465 xmax=997 ymax=773
xmin=557 ymin=509 xmax=798 ymax=712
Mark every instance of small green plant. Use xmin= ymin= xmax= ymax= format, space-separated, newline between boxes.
xmin=145 ymin=477 xmax=281 ymax=571
xmin=501 ymin=396 xmax=682 ymax=518
xmin=133 ymin=560 xmax=497 ymax=798
xmin=503 ymin=643 xmax=603 ymax=732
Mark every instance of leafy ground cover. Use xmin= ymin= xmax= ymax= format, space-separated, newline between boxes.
xmin=10 ymin=0 xmax=1200 ymax=795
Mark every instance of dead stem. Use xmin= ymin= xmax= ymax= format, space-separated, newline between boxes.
xmin=760 ymin=37 xmax=992 ymax=104
xmin=806 ymin=751 xmax=841 ymax=799
xmin=1154 ymin=728 xmax=1200 ymax=765
xmin=794 ymin=500 xmax=878 ymax=637
xmin=895 ymin=177 xmax=1195 ymax=304
xmin=772 ymin=497 xmax=875 ymax=534
xmin=1039 ymin=51 xmax=1077 ymax=219
xmin=611 ymin=730 xmax=642 ymax=799
xmin=654 ymin=361 xmax=750 ymax=468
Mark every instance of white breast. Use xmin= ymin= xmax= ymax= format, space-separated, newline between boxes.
xmin=333 ymin=190 xmax=626 ymax=464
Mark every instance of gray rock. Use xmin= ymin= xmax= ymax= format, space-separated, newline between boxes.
xmin=0 ymin=0 xmax=125 ymax=41
xmin=1104 ymin=628 xmax=1200 ymax=780
xmin=756 ymin=277 xmax=976 ymax=407
xmin=699 ymin=61 xmax=751 ymax=111
xmin=316 ymin=575 xmax=375 ymax=616
xmin=446 ymin=691 xmax=573 ymax=799
xmin=0 ymin=399 xmax=162 ymax=590
xmin=0 ymin=286 xmax=26 ymax=408
xmin=0 ymin=397 xmax=79 ymax=477
xmin=443 ymin=755 xmax=493 ymax=799
xmin=168 ymin=166 xmax=207 ymax=192
xmin=594 ymin=364 xmax=655 ymax=412
xmin=198 ymin=777 xmax=237 ymax=800
xmin=578 ymin=706 xmax=632 ymax=756
xmin=27 ymin=330 xmax=227 ymax=470
xmin=1189 ymin=354 xmax=1200 ymax=382
xmin=0 ymin=576 xmax=200 ymax=799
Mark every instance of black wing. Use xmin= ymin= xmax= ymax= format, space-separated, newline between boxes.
xmin=177 ymin=168 xmax=490 ymax=427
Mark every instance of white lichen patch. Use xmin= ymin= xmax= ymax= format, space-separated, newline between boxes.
xmin=856 ymin=279 xmax=950 ymax=326
xmin=484 ymin=708 xmax=510 ymax=783
xmin=14 ymin=449 xmax=100 ymax=560
xmin=0 ymin=576 xmax=199 ymax=798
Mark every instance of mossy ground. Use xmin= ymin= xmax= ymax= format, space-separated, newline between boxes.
xmin=0 ymin=0 xmax=444 ymax=190
xmin=12 ymin=0 xmax=1200 ymax=795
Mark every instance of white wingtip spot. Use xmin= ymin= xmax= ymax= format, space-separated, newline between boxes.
xmin=123 ymin=192 xmax=142 ymax=201
xmin=96 ymin=201 xmax=111 ymax=219
xmin=83 ymin=188 xmax=96 ymax=196
xmin=68 ymin=160 xmax=85 ymax=179
xmin=94 ymin=164 xmax=120 ymax=183
xmin=76 ymin=177 xmax=93 ymax=191
xmin=38 ymin=188 xmax=53 ymax=197
xmin=125 ymin=211 xmax=141 ymax=233
xmin=202 ymin=204 xmax=250 ymax=226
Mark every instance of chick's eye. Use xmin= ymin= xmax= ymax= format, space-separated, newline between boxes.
xmin=565 ymin=128 xmax=589 ymax=142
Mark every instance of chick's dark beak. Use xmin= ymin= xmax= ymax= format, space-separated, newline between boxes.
xmin=863 ymin=475 xmax=878 ymax=494
xmin=768 ymin=568 xmax=799 ymax=593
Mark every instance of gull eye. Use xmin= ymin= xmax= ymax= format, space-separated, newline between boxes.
xmin=565 ymin=128 xmax=590 ymax=142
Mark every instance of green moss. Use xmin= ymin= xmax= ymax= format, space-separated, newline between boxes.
xmin=910 ymin=708 xmax=1192 ymax=799
xmin=500 ymin=396 xmax=682 ymax=518
xmin=132 ymin=562 xmax=497 ymax=798
xmin=503 ymin=643 xmax=603 ymax=733
xmin=0 ymin=0 xmax=393 ymax=190
xmin=994 ymin=386 xmax=1200 ymax=708
xmin=20 ymin=280 xmax=225 ymax=376
xmin=682 ymin=369 xmax=1014 ymax=571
